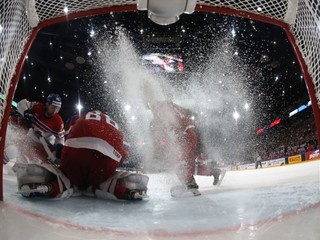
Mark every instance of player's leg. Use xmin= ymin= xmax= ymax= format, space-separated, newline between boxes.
xmin=13 ymin=162 xmax=73 ymax=199
xmin=171 ymin=130 xmax=200 ymax=197
xmin=59 ymin=146 xmax=91 ymax=190
xmin=212 ymin=168 xmax=222 ymax=185
xmin=180 ymin=130 xmax=198 ymax=188
xmin=60 ymin=148 xmax=149 ymax=201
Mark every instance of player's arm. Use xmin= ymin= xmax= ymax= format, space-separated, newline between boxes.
xmin=16 ymin=99 xmax=35 ymax=128
xmin=52 ymin=115 xmax=65 ymax=146
xmin=16 ymin=99 xmax=34 ymax=116
xmin=54 ymin=133 xmax=65 ymax=145
xmin=54 ymin=118 xmax=65 ymax=146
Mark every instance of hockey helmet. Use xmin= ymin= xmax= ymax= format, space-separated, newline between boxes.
xmin=46 ymin=93 xmax=62 ymax=108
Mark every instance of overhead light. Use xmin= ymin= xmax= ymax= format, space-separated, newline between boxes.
xmin=76 ymin=100 xmax=83 ymax=116
xmin=124 ymin=104 xmax=131 ymax=111
xmin=138 ymin=0 xmax=197 ymax=25
xmin=76 ymin=103 xmax=83 ymax=111
xmin=64 ymin=6 xmax=69 ymax=14
xmin=244 ymin=103 xmax=249 ymax=110
xmin=90 ymin=29 xmax=95 ymax=37
xmin=233 ymin=110 xmax=240 ymax=120
xmin=231 ymin=28 xmax=236 ymax=37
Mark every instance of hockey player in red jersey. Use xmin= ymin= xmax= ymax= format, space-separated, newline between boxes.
xmin=11 ymin=93 xmax=64 ymax=163
xmin=14 ymin=110 xmax=149 ymax=201
xmin=148 ymin=100 xmax=200 ymax=196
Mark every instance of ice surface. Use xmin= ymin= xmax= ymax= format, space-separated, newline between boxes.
xmin=1 ymin=160 xmax=319 ymax=240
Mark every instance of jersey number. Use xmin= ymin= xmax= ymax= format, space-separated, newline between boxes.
xmin=85 ymin=111 xmax=119 ymax=130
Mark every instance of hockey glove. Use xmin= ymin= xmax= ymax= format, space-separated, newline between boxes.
xmin=21 ymin=109 xmax=34 ymax=128
xmin=53 ymin=143 xmax=63 ymax=159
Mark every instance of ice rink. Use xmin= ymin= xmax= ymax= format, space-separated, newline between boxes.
xmin=1 ymin=160 xmax=319 ymax=240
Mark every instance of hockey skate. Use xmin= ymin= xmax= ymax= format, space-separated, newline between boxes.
xmin=126 ymin=189 xmax=148 ymax=200
xmin=97 ymin=171 xmax=149 ymax=201
xmin=120 ymin=172 xmax=149 ymax=200
xmin=18 ymin=183 xmax=53 ymax=198
xmin=213 ymin=169 xmax=226 ymax=186
xmin=170 ymin=180 xmax=201 ymax=198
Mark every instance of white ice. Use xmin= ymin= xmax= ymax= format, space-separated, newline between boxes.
xmin=1 ymin=160 xmax=319 ymax=240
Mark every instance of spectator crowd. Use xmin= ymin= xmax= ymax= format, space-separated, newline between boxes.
xmin=254 ymin=113 xmax=318 ymax=161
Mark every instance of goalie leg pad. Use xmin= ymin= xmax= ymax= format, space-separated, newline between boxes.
xmin=12 ymin=162 xmax=73 ymax=199
xmin=97 ymin=171 xmax=149 ymax=200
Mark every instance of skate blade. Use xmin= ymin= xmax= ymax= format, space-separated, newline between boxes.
xmin=18 ymin=184 xmax=49 ymax=195
xmin=132 ymin=191 xmax=149 ymax=200
xmin=216 ymin=169 xmax=227 ymax=186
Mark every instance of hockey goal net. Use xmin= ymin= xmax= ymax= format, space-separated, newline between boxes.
xmin=0 ymin=0 xmax=319 ymax=199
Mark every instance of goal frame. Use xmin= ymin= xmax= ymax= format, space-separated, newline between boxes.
xmin=1 ymin=3 xmax=319 ymax=200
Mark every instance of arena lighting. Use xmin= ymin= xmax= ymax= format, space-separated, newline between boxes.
xmin=137 ymin=0 xmax=197 ymax=25
xmin=63 ymin=6 xmax=68 ymax=14
xmin=256 ymin=118 xmax=281 ymax=134
xmin=76 ymin=101 xmax=83 ymax=116
xmin=270 ymin=118 xmax=281 ymax=127
xmin=298 ymin=105 xmax=307 ymax=112
xmin=244 ymin=102 xmax=249 ymax=111
xmin=233 ymin=110 xmax=240 ymax=121
xmin=256 ymin=128 xmax=264 ymax=134
xmin=289 ymin=109 xmax=298 ymax=117
xmin=289 ymin=101 xmax=312 ymax=117
xmin=124 ymin=104 xmax=131 ymax=111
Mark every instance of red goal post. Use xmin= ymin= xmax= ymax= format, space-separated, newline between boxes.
xmin=0 ymin=0 xmax=319 ymax=200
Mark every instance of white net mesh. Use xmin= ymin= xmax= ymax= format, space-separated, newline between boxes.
xmin=0 ymin=0 xmax=33 ymax=128
xmin=35 ymin=0 xmax=137 ymax=22
xmin=291 ymin=0 xmax=320 ymax=98
xmin=0 ymin=0 xmax=319 ymax=134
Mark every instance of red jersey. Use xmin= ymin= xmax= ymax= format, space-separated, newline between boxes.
xmin=149 ymin=101 xmax=198 ymax=183
xmin=60 ymin=111 xmax=129 ymax=190
xmin=150 ymin=101 xmax=195 ymax=144
xmin=16 ymin=99 xmax=64 ymax=145
xmin=64 ymin=111 xmax=128 ymax=163
xmin=31 ymin=102 xmax=64 ymax=142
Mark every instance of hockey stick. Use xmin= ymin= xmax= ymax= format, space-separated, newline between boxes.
xmin=38 ymin=135 xmax=60 ymax=167
xmin=15 ymin=109 xmax=60 ymax=167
